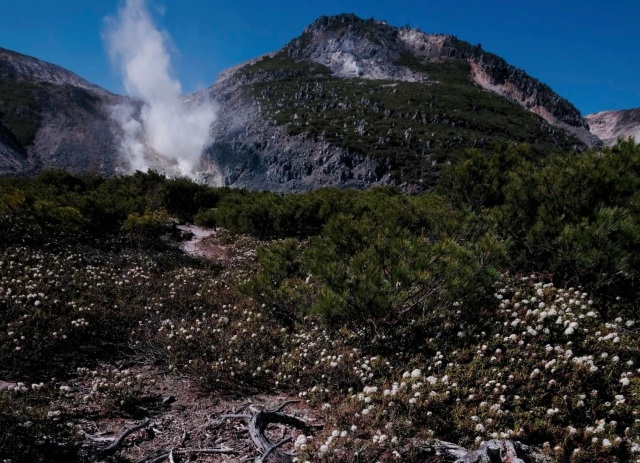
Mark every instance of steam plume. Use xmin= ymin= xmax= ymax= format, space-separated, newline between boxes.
xmin=104 ymin=0 xmax=216 ymax=176
xmin=342 ymin=54 xmax=361 ymax=76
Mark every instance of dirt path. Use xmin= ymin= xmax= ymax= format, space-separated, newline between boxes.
xmin=176 ymin=225 xmax=258 ymax=267
xmin=177 ymin=224 xmax=233 ymax=264
xmin=177 ymin=225 xmax=217 ymax=258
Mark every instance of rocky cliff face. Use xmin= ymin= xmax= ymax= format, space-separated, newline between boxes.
xmin=0 ymin=120 xmax=25 ymax=173
xmin=0 ymin=47 xmax=128 ymax=176
xmin=586 ymin=108 xmax=640 ymax=145
xmin=198 ymin=80 xmax=385 ymax=191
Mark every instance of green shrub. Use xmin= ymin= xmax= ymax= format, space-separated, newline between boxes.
xmin=240 ymin=239 xmax=312 ymax=325
xmin=194 ymin=207 xmax=218 ymax=228
xmin=122 ymin=209 xmax=172 ymax=247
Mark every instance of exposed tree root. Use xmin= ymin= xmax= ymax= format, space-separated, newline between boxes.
xmin=227 ymin=400 xmax=318 ymax=463
xmin=90 ymin=418 xmax=151 ymax=457
xmin=89 ymin=401 xmax=318 ymax=463
xmin=417 ymin=438 xmax=552 ymax=463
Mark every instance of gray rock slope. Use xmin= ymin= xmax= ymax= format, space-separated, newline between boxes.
xmin=0 ymin=47 xmax=128 ymax=176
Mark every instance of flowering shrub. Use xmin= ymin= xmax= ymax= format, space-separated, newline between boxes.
xmin=76 ymin=367 xmax=155 ymax=417
xmin=127 ymin=264 xmax=638 ymax=461
xmin=285 ymin=275 xmax=639 ymax=462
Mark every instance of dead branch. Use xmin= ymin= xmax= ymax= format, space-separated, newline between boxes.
xmin=220 ymin=413 xmax=252 ymax=419
xmin=176 ymin=448 xmax=238 ymax=455
xmin=139 ymin=447 xmax=238 ymax=463
xmin=217 ymin=401 xmax=318 ymax=463
xmin=415 ymin=438 xmax=552 ymax=463
xmin=133 ymin=401 xmax=315 ymax=463
xmin=256 ymin=437 xmax=292 ymax=463
xmin=234 ymin=402 xmax=252 ymax=413
xmin=97 ymin=417 xmax=151 ymax=457
xmin=86 ymin=436 xmax=119 ymax=443
xmin=179 ymin=429 xmax=189 ymax=447
xmin=249 ymin=410 xmax=312 ymax=462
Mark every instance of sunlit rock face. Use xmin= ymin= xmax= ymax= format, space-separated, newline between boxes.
xmin=586 ymin=108 xmax=640 ymax=145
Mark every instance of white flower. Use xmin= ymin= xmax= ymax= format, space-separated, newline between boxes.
xmin=411 ymin=369 xmax=422 ymax=379
xmin=294 ymin=435 xmax=307 ymax=449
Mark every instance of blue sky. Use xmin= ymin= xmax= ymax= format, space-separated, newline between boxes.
xmin=1 ymin=0 xmax=638 ymax=115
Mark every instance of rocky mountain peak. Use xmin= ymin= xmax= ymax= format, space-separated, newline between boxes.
xmin=0 ymin=47 xmax=110 ymax=95
xmin=246 ymin=14 xmax=596 ymax=146
xmin=288 ymin=14 xmax=439 ymax=81
xmin=196 ymin=14 xmax=601 ymax=192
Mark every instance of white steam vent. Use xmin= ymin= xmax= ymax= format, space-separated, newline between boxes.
xmin=103 ymin=0 xmax=217 ymax=177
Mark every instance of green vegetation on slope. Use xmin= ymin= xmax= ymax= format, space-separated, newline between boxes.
xmin=245 ymin=57 xmax=582 ymax=186
xmin=0 ymin=80 xmax=46 ymax=147
xmin=241 ymin=50 xmax=333 ymax=79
